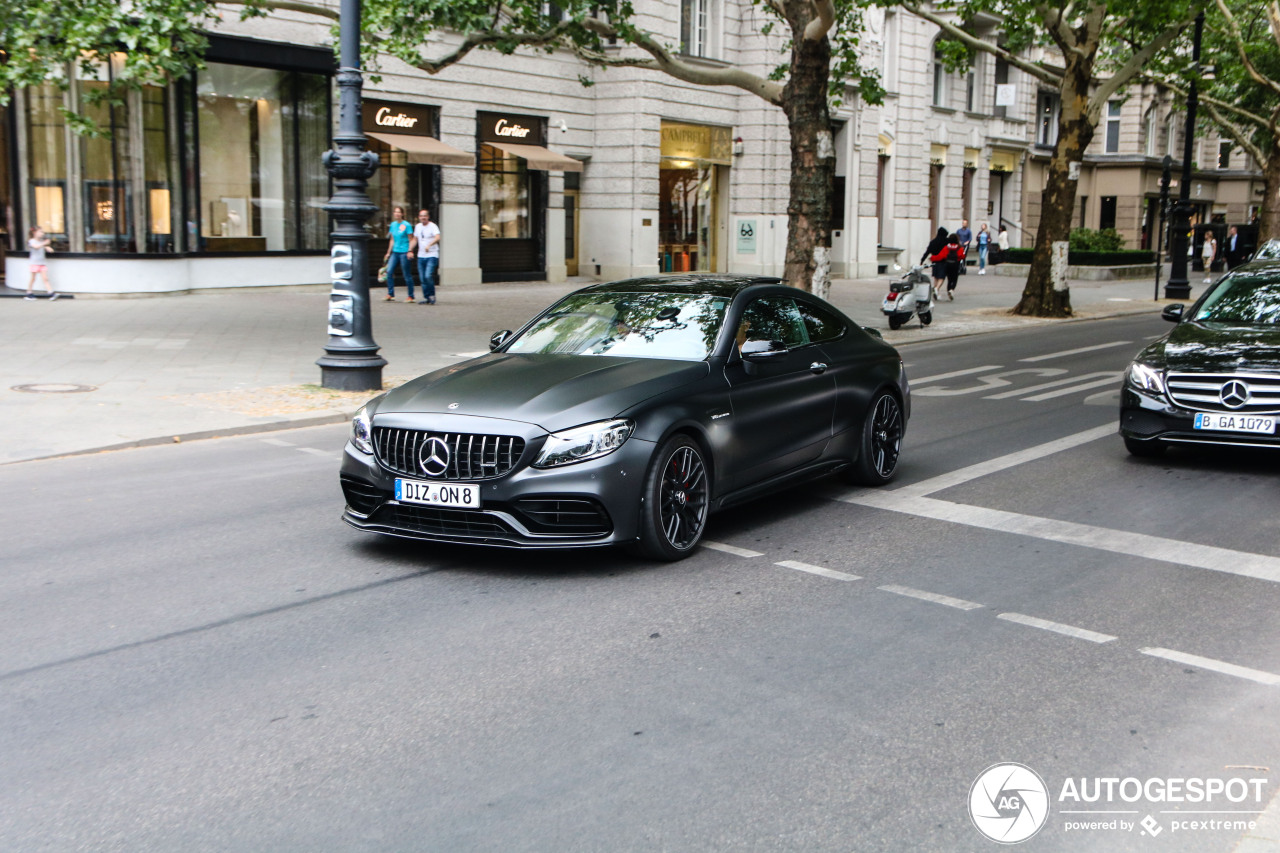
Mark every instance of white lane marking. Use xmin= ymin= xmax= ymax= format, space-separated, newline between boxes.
xmin=296 ymin=447 xmax=333 ymax=458
xmin=997 ymin=612 xmax=1117 ymax=644
xmin=775 ymin=560 xmax=861 ymax=581
xmin=261 ymin=438 xmax=295 ymax=447
xmin=878 ymin=584 xmax=983 ymax=611
xmin=702 ymin=541 xmax=764 ymax=558
xmin=1021 ymin=373 xmax=1123 ymax=402
xmin=909 ymin=365 xmax=1003 ymax=385
xmin=914 ymin=368 xmax=1065 ymax=397
xmin=847 ymin=493 xmax=1280 ymax=584
xmin=874 ymin=423 xmax=1116 ymax=499
xmin=1140 ymin=648 xmax=1280 ymax=686
xmin=984 ymin=371 xmax=1119 ymax=400
xmin=1019 ymin=341 xmax=1133 ymax=362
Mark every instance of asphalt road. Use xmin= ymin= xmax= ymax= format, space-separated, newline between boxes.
xmin=4 ymin=314 xmax=1280 ymax=852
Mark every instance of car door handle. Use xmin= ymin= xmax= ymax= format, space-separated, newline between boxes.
xmin=810 ymin=362 xmax=828 ymax=375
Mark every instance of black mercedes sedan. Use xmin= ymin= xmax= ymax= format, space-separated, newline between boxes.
xmin=1121 ymin=261 xmax=1280 ymax=456
xmin=340 ymin=275 xmax=909 ymax=560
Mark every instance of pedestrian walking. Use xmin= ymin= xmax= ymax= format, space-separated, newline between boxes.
xmin=413 ymin=208 xmax=441 ymax=305
xmin=382 ymin=206 xmax=418 ymax=302
xmin=1225 ymin=225 xmax=1244 ymax=269
xmin=956 ymin=218 xmax=973 ymax=256
xmin=996 ymin=227 xmax=1010 ymax=265
xmin=24 ymin=226 xmax=59 ymax=301
xmin=1202 ymin=231 xmax=1218 ymax=283
xmin=931 ymin=233 xmax=967 ymax=300
xmin=976 ymin=222 xmax=991 ymax=274
xmin=921 ymin=227 xmax=949 ymax=300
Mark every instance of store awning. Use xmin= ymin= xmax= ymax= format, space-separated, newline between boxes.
xmin=367 ymin=132 xmax=475 ymax=167
xmin=487 ymin=142 xmax=584 ymax=172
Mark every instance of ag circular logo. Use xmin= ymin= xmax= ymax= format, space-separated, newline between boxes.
xmin=969 ymin=763 xmax=1050 ymax=844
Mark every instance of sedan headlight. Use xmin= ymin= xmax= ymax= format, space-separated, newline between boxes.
xmin=533 ymin=419 xmax=634 ymax=468
xmin=351 ymin=405 xmax=374 ymax=455
xmin=1126 ymin=362 xmax=1166 ymax=397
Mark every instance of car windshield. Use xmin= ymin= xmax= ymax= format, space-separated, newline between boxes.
xmin=506 ymin=292 xmax=730 ymax=360
xmin=1192 ymin=273 xmax=1280 ymax=325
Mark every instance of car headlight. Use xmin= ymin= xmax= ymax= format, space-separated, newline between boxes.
xmin=533 ymin=419 xmax=634 ymax=468
xmin=1127 ymin=362 xmax=1166 ymax=397
xmin=351 ymin=405 xmax=374 ymax=454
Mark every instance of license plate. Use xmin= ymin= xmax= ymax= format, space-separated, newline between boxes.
xmin=394 ymin=478 xmax=481 ymax=508
xmin=1193 ymin=413 xmax=1276 ymax=434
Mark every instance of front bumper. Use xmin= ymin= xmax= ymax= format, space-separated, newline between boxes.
xmin=339 ymin=431 xmax=656 ymax=549
xmin=1120 ymin=386 xmax=1280 ymax=449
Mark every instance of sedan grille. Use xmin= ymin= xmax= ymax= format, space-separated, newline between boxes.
xmin=376 ymin=504 xmax=515 ymax=539
xmin=1165 ymin=372 xmax=1280 ymax=414
xmin=373 ymin=427 xmax=525 ymax=480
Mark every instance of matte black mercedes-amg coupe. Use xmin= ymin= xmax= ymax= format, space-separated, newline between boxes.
xmin=340 ymin=275 xmax=909 ymax=559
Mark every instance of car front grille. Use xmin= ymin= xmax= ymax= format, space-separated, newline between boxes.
xmin=1165 ymin=372 xmax=1280 ymax=414
xmin=513 ymin=498 xmax=612 ymax=535
xmin=375 ymin=504 xmax=515 ymax=538
xmin=373 ymin=427 xmax=525 ymax=480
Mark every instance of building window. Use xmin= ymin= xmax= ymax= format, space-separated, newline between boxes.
xmin=881 ymin=13 xmax=898 ymax=91
xmin=993 ymin=57 xmax=1009 ymax=119
xmin=191 ymin=63 xmax=330 ymax=253
xmin=1100 ymin=196 xmax=1117 ymax=230
xmin=681 ymin=0 xmax=718 ymax=58
xmin=966 ymin=67 xmax=977 ymax=112
xmin=1105 ymin=100 xmax=1122 ymax=153
xmin=479 ymin=145 xmax=531 ymax=240
xmin=1143 ymin=107 xmax=1158 ymax=157
xmin=1219 ymin=141 xmax=1232 ymax=169
xmin=932 ymin=45 xmax=949 ymax=107
xmin=1166 ymin=112 xmax=1180 ymax=157
xmin=1036 ymin=91 xmax=1059 ymax=148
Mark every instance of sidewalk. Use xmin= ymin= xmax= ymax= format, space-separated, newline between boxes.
xmin=1 ymin=269 xmax=1193 ymax=464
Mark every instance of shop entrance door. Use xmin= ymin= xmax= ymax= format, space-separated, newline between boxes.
xmin=564 ymin=188 xmax=580 ymax=276
xmin=659 ymin=164 xmax=721 ymax=272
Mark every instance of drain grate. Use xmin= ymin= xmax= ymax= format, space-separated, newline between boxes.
xmin=11 ymin=383 xmax=98 ymax=394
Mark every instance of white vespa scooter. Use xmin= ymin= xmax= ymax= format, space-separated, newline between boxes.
xmin=881 ymin=264 xmax=934 ymax=330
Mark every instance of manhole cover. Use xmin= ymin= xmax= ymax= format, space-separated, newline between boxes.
xmin=11 ymin=383 xmax=98 ymax=394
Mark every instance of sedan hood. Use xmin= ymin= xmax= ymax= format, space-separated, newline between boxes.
xmin=375 ymin=354 xmax=709 ymax=431
xmin=1156 ymin=322 xmax=1280 ymax=372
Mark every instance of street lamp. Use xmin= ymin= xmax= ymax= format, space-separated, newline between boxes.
xmin=316 ymin=0 xmax=386 ymax=391
xmin=1165 ymin=10 xmax=1205 ymax=301
xmin=1155 ymin=154 xmax=1172 ymax=300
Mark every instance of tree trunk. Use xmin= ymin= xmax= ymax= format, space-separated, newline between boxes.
xmin=1260 ymin=147 xmax=1280 ymax=241
xmin=1014 ymin=55 xmax=1095 ymax=317
xmin=780 ymin=14 xmax=834 ymax=297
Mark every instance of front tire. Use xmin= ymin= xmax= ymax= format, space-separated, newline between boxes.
xmin=636 ymin=435 xmax=710 ymax=561
xmin=845 ymin=392 xmax=904 ymax=486
xmin=1124 ymin=435 xmax=1166 ymax=457
xmin=888 ymin=315 xmax=904 ymax=330
xmin=919 ymin=311 xmax=932 ymax=326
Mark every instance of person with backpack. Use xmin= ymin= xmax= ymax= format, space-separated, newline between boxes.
xmin=931 ymin=233 xmax=967 ymax=300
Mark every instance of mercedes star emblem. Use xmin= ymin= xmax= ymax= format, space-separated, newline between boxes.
xmin=448 ymin=402 xmax=460 ymax=410
xmin=418 ymin=436 xmax=451 ymax=477
xmin=1220 ymin=379 xmax=1251 ymax=410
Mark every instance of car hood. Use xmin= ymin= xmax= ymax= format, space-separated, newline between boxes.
xmin=1154 ymin=322 xmax=1280 ymax=372
xmin=374 ymin=353 xmax=709 ymax=432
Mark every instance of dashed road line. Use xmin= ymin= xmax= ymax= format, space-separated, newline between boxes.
xmin=1140 ymin=648 xmax=1280 ymax=687
xmin=1019 ymin=341 xmax=1133 ymax=362
xmin=909 ymin=365 xmax=1003 ymax=385
xmin=775 ymin=560 xmax=860 ymax=581
xmin=261 ymin=438 xmax=295 ymax=447
xmin=296 ymin=447 xmax=333 ymax=458
xmin=997 ymin=612 xmax=1117 ymax=644
xmin=702 ymin=541 xmax=764 ymax=558
xmin=877 ymin=584 xmax=983 ymax=611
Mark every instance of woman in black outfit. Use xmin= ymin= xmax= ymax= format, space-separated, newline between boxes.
xmin=921 ymin=227 xmax=949 ymax=300
xmin=930 ymin=233 xmax=967 ymax=300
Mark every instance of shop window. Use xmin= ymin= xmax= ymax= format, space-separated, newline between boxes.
xmin=479 ymin=145 xmax=531 ymax=240
xmin=0 ymin=104 xmax=13 ymax=253
xmin=26 ymin=83 xmax=69 ymax=248
xmin=193 ymin=62 xmax=329 ymax=252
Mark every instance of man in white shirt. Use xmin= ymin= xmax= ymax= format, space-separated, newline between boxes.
xmin=413 ymin=209 xmax=441 ymax=304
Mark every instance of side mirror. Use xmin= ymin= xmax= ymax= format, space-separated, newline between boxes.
xmin=1161 ymin=304 xmax=1185 ymax=323
xmin=741 ymin=339 xmax=789 ymax=361
xmin=489 ymin=329 xmax=513 ymax=351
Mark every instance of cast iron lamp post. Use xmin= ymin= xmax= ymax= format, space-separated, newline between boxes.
xmin=1165 ymin=10 xmax=1205 ymax=301
xmin=317 ymin=0 xmax=386 ymax=391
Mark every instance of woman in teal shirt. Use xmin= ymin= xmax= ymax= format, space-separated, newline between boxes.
xmin=383 ymin=206 xmax=418 ymax=301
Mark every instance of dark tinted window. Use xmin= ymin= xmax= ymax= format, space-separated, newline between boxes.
xmin=796 ymin=300 xmax=845 ymax=342
xmin=737 ymin=298 xmax=809 ymax=349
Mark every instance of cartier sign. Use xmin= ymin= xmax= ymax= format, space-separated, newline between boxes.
xmin=362 ymin=98 xmax=434 ymax=136
xmin=479 ymin=111 xmax=545 ymax=146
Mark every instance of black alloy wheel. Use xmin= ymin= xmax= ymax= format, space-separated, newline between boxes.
xmin=847 ymin=391 xmax=903 ymax=486
xmin=636 ymin=435 xmax=709 ymax=560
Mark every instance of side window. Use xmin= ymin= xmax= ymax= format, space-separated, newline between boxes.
xmin=737 ymin=298 xmax=809 ymax=349
xmin=796 ymin=300 xmax=846 ymax=343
